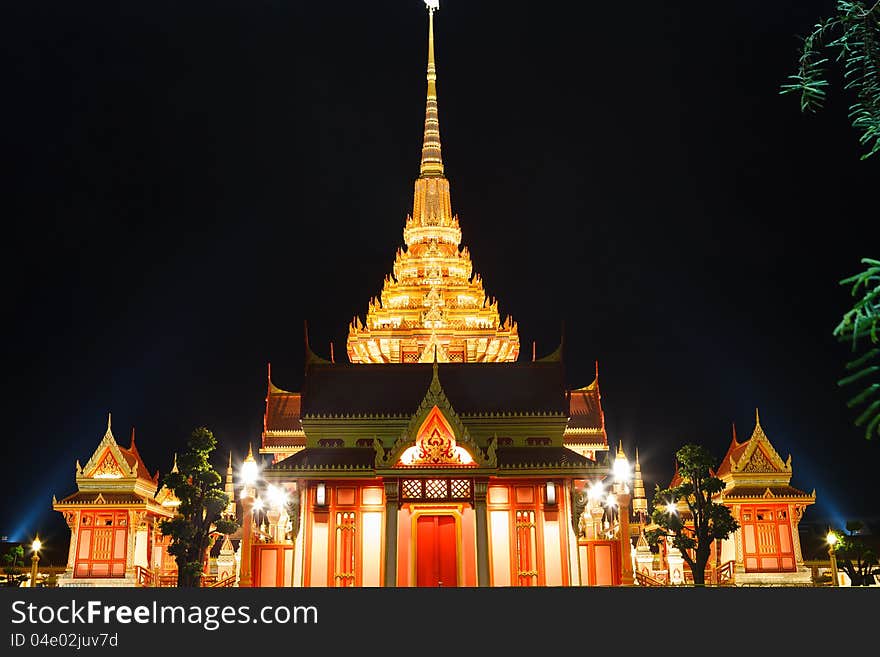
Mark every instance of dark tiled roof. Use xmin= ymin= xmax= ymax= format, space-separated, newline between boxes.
xmin=722 ymin=484 xmax=813 ymax=499
xmin=567 ymin=383 xmax=605 ymax=433
xmin=715 ymin=440 xmax=749 ymax=477
xmin=267 ymin=448 xmax=376 ymax=471
xmin=265 ymin=391 xmax=302 ymax=432
xmin=299 ymin=361 xmax=568 ymax=417
xmin=496 ymin=446 xmax=593 ymax=469
xmin=116 ymin=444 xmax=158 ymax=484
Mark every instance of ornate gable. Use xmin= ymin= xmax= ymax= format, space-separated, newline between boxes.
xmin=77 ymin=415 xmax=138 ymax=484
xmin=729 ymin=410 xmax=791 ymax=476
xmin=378 ymin=361 xmax=494 ymax=468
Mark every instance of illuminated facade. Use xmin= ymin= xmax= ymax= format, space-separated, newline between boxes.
xmin=52 ymin=416 xmax=177 ymax=587
xmin=51 ymin=3 xmax=818 ymax=589
xmin=632 ymin=412 xmax=816 ymax=586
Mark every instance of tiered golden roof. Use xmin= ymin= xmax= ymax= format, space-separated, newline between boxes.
xmin=347 ymin=7 xmax=519 ymax=364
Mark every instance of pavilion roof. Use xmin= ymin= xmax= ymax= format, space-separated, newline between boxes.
xmin=284 ymin=360 xmax=570 ymax=419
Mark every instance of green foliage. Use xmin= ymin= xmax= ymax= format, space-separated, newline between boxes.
xmin=1 ymin=545 xmax=28 ymax=587
xmin=160 ymin=427 xmax=238 ymax=587
xmin=829 ymin=520 xmax=879 ymax=585
xmin=645 ymin=444 xmax=739 ymax=585
xmin=833 ymin=258 xmax=880 ymax=439
xmin=780 ymin=1 xmax=880 ymax=159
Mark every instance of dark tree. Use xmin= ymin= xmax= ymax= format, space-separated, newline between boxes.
xmin=834 ymin=258 xmax=880 ymax=439
xmin=781 ymin=1 xmax=880 ymax=159
xmin=646 ymin=444 xmax=739 ymax=586
xmin=1 ymin=545 xmax=27 ymax=587
xmin=831 ymin=521 xmax=879 ymax=585
xmin=160 ymin=427 xmax=238 ymax=587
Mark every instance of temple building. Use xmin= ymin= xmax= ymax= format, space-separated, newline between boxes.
xmin=715 ymin=411 xmax=816 ymax=584
xmin=51 ymin=416 xmax=177 ymax=587
xmin=253 ymin=3 xmax=619 ymax=588
xmin=632 ymin=412 xmax=816 ymax=586
xmin=51 ymin=2 xmax=818 ymax=588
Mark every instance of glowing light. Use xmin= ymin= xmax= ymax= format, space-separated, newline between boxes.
xmin=613 ymin=453 xmax=631 ymax=485
xmin=241 ymin=445 xmax=259 ymax=487
xmin=545 ymin=481 xmax=557 ymax=506
xmin=316 ymin=482 xmax=327 ymax=507
xmin=425 ymin=0 xmax=439 ymax=9
xmin=606 ymin=493 xmax=618 ymax=509
xmin=826 ymin=531 xmax=838 ymax=547
xmin=665 ymin=501 xmax=678 ymax=515
xmin=31 ymin=538 xmax=41 ymax=553
xmin=587 ymin=481 xmax=605 ymax=501
xmin=266 ymin=485 xmax=289 ymax=510
xmin=252 ymin=498 xmax=264 ymax=513
xmin=93 ymin=473 xmax=123 ymax=479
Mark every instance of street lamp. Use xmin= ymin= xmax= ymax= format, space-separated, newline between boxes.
xmin=238 ymin=443 xmax=260 ymax=587
xmin=826 ymin=531 xmax=839 ymax=587
xmin=30 ymin=537 xmax=41 ymax=588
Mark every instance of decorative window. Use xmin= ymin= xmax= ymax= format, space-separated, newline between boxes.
xmin=399 ymin=479 xmax=473 ymax=504
xmin=425 ymin=479 xmax=447 ymax=499
xmin=334 ymin=512 xmax=356 ymax=587
xmin=515 ymin=510 xmax=538 ymax=586
xmin=401 ymin=480 xmax=422 ymax=499
xmin=741 ymin=505 xmax=795 ymax=573
xmin=74 ymin=511 xmax=128 ymax=578
xmin=318 ymin=439 xmax=344 ymax=448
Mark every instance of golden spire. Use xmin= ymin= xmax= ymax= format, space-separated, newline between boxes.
xmin=345 ymin=1 xmax=519 ymax=364
xmin=420 ymin=3 xmax=444 ymax=177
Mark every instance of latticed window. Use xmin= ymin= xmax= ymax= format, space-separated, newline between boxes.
xmin=399 ymin=478 xmax=473 ymax=503
xmin=449 ymin=479 xmax=471 ymax=499
xmin=334 ymin=512 xmax=356 ymax=587
xmin=401 ymin=480 xmax=422 ymax=499
xmin=515 ymin=510 xmax=538 ymax=586
xmin=425 ymin=479 xmax=448 ymax=499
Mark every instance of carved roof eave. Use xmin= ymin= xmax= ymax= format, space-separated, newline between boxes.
xmin=262 ymin=465 xmax=377 ymax=480
xmin=720 ymin=488 xmax=817 ymax=502
xmin=377 ymin=364 xmax=496 ymax=468
xmin=563 ymin=427 xmax=605 ymax=435
xmin=301 ymin=411 xmax=568 ymax=421
xmin=495 ymin=464 xmax=602 ymax=476
xmin=52 ymin=495 xmax=175 ymax=516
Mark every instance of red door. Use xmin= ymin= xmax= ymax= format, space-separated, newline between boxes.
xmin=416 ymin=515 xmax=457 ymax=587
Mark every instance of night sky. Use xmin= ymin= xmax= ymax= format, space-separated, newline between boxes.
xmin=3 ymin=1 xmax=879 ymax=553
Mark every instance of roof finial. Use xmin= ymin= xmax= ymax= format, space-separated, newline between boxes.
xmin=130 ymin=427 xmax=136 ymax=450
xmin=245 ymin=442 xmax=254 ymax=462
xmin=107 ymin=412 xmax=112 ymax=431
xmin=171 ymin=453 xmax=179 ymax=474
xmin=731 ymin=421 xmax=739 ymax=445
xmin=755 ymin=407 xmax=761 ymax=426
xmin=419 ymin=1 xmax=444 ymax=177
xmin=228 ymin=451 xmax=233 ymax=471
